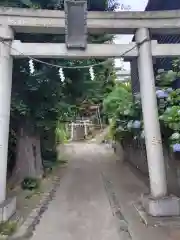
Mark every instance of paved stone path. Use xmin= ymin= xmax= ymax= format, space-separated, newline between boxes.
xmin=30 ymin=142 xmax=180 ymax=240
xmin=31 ymin=143 xmax=120 ymax=240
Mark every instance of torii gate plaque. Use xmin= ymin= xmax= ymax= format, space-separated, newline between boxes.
xmin=65 ymin=0 xmax=87 ymax=49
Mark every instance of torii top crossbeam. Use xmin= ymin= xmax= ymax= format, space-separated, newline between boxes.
xmin=0 ymin=7 xmax=180 ymax=34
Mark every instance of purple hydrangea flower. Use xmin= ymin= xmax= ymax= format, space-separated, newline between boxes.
xmin=156 ymin=90 xmax=168 ymax=99
xmin=166 ymin=88 xmax=173 ymax=93
xmin=172 ymin=143 xmax=180 ymax=152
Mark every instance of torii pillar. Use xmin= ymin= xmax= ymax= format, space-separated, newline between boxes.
xmin=136 ymin=28 xmax=180 ymax=217
xmin=0 ymin=26 xmax=16 ymax=220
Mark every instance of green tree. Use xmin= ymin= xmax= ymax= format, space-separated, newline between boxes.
xmin=2 ymin=0 xmax=118 ymax=184
xmin=103 ymin=83 xmax=132 ymax=119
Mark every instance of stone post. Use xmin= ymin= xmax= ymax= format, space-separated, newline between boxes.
xmin=70 ymin=122 xmax=74 ymax=140
xmin=135 ymin=28 xmax=167 ymax=198
xmin=135 ymin=28 xmax=180 ymax=217
xmin=0 ymin=26 xmax=14 ymax=203
xmin=0 ymin=26 xmax=16 ymax=222
xmin=84 ymin=122 xmax=87 ymax=137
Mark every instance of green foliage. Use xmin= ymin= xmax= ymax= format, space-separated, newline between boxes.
xmin=172 ymin=58 xmax=180 ymax=73
xmin=158 ymin=65 xmax=180 ymax=135
xmin=156 ymin=58 xmax=180 ymax=87
xmin=166 ymin=89 xmax=180 ymax=106
xmin=0 ymin=221 xmax=17 ymax=236
xmin=1 ymin=0 xmax=118 ymax=178
xmin=103 ymin=82 xmax=143 ymax=141
xmin=9 ymin=0 xmax=118 ymax=131
xmin=8 ymin=0 xmax=118 ymax=128
xmin=55 ymin=122 xmax=69 ymax=144
xmin=160 ymin=106 xmax=180 ymax=131
xmin=108 ymin=119 xmax=117 ymax=139
xmin=156 ymin=69 xmax=176 ymax=86
xmin=158 ymin=86 xmax=180 ymax=149
xmin=104 ymin=58 xmax=180 ymax=153
xmin=103 ymin=83 xmax=132 ymax=119
xmin=21 ymin=177 xmax=40 ymax=190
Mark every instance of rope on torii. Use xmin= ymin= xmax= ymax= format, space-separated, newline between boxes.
xmin=59 ymin=68 xmax=65 ymax=82
xmin=89 ymin=66 xmax=95 ymax=80
xmin=29 ymin=59 xmax=35 ymax=74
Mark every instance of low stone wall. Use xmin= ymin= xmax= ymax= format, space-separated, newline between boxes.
xmin=116 ymin=139 xmax=180 ymax=197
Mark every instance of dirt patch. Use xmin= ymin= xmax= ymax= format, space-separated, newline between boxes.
xmin=7 ymin=166 xmax=66 ymax=225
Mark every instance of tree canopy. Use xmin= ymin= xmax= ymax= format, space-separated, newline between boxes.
xmin=3 ymin=0 xmax=118 ymax=183
xmin=8 ymin=0 xmax=118 ymax=126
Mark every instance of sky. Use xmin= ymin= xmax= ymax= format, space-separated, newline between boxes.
xmin=114 ymin=0 xmax=148 ymax=70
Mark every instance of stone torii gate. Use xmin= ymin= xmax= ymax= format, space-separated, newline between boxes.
xmin=1 ymin=4 xmax=180 ymax=219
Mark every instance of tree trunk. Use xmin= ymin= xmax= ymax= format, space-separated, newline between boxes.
xmin=10 ymin=123 xmax=43 ymax=186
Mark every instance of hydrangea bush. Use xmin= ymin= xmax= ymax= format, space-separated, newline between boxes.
xmin=110 ymin=58 xmax=180 ymax=153
xmin=111 ymin=97 xmax=143 ymax=141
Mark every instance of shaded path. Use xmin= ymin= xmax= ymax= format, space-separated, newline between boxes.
xmin=30 ymin=142 xmax=178 ymax=240
xmin=31 ymin=143 xmax=120 ymax=240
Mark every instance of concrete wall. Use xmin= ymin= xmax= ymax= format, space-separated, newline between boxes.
xmin=117 ymin=139 xmax=180 ymax=197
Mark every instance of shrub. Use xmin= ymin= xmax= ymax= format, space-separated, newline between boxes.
xmin=0 ymin=221 xmax=17 ymax=236
xmin=21 ymin=177 xmax=40 ymax=190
